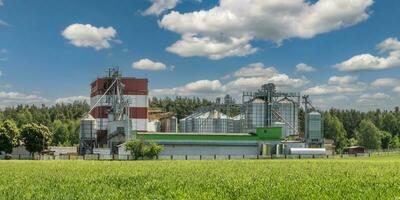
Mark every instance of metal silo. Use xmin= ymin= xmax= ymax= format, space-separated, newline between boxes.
xmin=306 ymin=112 xmax=323 ymax=147
xmin=80 ymin=114 xmax=97 ymax=140
xmin=244 ymin=98 xmax=265 ymax=132
xmin=277 ymin=99 xmax=298 ymax=137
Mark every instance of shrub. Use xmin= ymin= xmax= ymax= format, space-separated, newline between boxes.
xmin=125 ymin=139 xmax=163 ymax=160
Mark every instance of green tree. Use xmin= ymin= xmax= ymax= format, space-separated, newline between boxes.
xmin=380 ymin=130 xmax=392 ymax=150
xmin=381 ymin=113 xmax=400 ymax=136
xmin=52 ymin=120 xmax=68 ymax=146
xmin=144 ymin=142 xmax=164 ymax=159
xmin=0 ymin=128 xmax=12 ymax=154
xmin=356 ymin=119 xmax=381 ymax=150
xmin=390 ymin=136 xmax=400 ymax=149
xmin=125 ymin=139 xmax=163 ymax=160
xmin=20 ymin=123 xmax=52 ymax=157
xmin=0 ymin=120 xmax=20 ymax=154
xmin=15 ymin=109 xmax=33 ymax=127
xmin=125 ymin=139 xmax=146 ymax=160
xmin=324 ymin=113 xmax=348 ymax=153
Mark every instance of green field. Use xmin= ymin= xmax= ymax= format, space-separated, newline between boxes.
xmin=1 ymin=156 xmax=400 ymax=200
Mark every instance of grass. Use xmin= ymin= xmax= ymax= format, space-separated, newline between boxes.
xmin=0 ymin=155 xmax=400 ymax=199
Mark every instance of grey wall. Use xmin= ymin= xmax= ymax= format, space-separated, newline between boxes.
xmin=160 ymin=144 xmax=259 ymax=156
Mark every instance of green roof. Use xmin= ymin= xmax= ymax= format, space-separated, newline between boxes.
xmin=135 ymin=127 xmax=283 ymax=142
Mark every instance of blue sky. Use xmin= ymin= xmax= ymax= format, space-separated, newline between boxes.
xmin=0 ymin=0 xmax=399 ymax=110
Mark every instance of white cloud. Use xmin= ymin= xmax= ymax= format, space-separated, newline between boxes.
xmin=371 ymin=78 xmax=399 ymax=88
xmin=393 ymin=86 xmax=400 ymax=93
xmin=160 ymin=0 xmax=373 ymax=59
xmin=0 ymin=0 xmax=3 ymax=6
xmin=377 ymin=37 xmax=400 ymax=52
xmin=328 ymin=75 xmax=358 ymax=85
xmin=152 ymin=62 xmax=309 ymax=97
xmin=0 ymin=91 xmax=50 ymax=107
xmin=62 ymin=24 xmax=118 ymax=50
xmin=151 ymin=79 xmax=224 ymax=96
xmin=143 ymin=0 xmax=180 ymax=16
xmin=166 ymin=34 xmax=257 ymax=60
xmin=304 ymin=84 xmax=366 ymax=95
xmin=233 ymin=63 xmax=277 ymax=77
xmin=334 ymin=37 xmax=400 ymax=71
xmin=225 ymin=74 xmax=309 ymax=93
xmin=0 ymin=70 xmax=2 ymax=76
xmin=357 ymin=92 xmax=391 ymax=103
xmin=132 ymin=58 xmax=167 ymax=71
xmin=295 ymin=63 xmax=316 ymax=72
xmin=55 ymin=96 xmax=89 ymax=104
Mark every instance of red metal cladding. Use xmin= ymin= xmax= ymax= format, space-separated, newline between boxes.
xmin=129 ymin=107 xmax=148 ymax=119
xmin=91 ymin=106 xmax=148 ymax=119
xmin=90 ymin=78 xmax=148 ymax=97
xmin=123 ymin=78 xmax=148 ymax=95
xmin=90 ymin=106 xmax=110 ymax=118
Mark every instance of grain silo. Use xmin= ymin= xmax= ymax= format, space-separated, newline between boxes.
xmin=305 ymin=112 xmax=323 ymax=147
xmin=277 ymin=98 xmax=298 ymax=137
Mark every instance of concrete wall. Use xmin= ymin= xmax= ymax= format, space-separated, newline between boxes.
xmin=160 ymin=144 xmax=259 ymax=156
xmin=49 ymin=147 xmax=78 ymax=156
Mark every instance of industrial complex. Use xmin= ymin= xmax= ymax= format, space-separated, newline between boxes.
xmin=79 ymin=68 xmax=325 ymax=158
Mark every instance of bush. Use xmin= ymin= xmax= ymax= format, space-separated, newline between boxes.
xmin=125 ymin=139 xmax=163 ymax=160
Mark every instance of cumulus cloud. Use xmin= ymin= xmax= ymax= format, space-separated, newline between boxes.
xmin=357 ymin=92 xmax=391 ymax=103
xmin=0 ymin=91 xmax=50 ymax=107
xmin=371 ymin=78 xmax=399 ymax=88
xmin=334 ymin=37 xmax=400 ymax=71
xmin=152 ymin=79 xmax=224 ymax=96
xmin=304 ymin=84 xmax=366 ymax=95
xmin=152 ymin=62 xmax=309 ymax=97
xmin=143 ymin=0 xmax=180 ymax=16
xmin=233 ymin=63 xmax=277 ymax=77
xmin=55 ymin=96 xmax=89 ymax=104
xmin=132 ymin=58 xmax=167 ymax=71
xmin=166 ymin=35 xmax=257 ymax=60
xmin=328 ymin=75 xmax=358 ymax=85
xmin=295 ymin=63 xmax=316 ymax=72
xmin=160 ymin=0 xmax=373 ymax=59
xmin=62 ymin=24 xmax=118 ymax=50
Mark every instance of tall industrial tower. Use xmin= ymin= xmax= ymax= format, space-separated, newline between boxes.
xmin=80 ymin=68 xmax=148 ymax=154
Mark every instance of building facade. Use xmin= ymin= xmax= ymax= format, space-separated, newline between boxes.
xmin=90 ymin=77 xmax=148 ymax=147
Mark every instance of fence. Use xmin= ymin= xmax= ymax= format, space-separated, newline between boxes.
xmin=1 ymin=149 xmax=400 ymax=161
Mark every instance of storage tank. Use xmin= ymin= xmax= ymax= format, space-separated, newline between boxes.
xmin=244 ymin=98 xmax=265 ymax=132
xmin=306 ymin=112 xmax=323 ymax=146
xmin=80 ymin=114 xmax=97 ymax=139
xmin=161 ymin=117 xmax=178 ymax=133
xmin=277 ymin=99 xmax=298 ymax=137
xmin=290 ymin=148 xmax=326 ymax=155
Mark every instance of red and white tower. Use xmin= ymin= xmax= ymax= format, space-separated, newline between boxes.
xmin=89 ymin=70 xmax=148 ymax=147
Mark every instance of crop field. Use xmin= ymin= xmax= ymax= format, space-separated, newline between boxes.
xmin=0 ymin=156 xmax=400 ymax=200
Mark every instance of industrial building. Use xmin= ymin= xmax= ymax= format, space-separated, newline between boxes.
xmin=79 ymin=69 xmax=324 ymax=157
xmin=80 ymin=69 xmax=149 ymax=154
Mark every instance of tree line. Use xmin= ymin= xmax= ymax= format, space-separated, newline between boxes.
xmin=0 ymin=102 xmax=89 ymax=156
xmin=321 ymin=108 xmax=400 ymax=153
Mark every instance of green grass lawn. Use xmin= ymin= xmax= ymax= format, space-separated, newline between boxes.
xmin=1 ymin=156 xmax=400 ymax=200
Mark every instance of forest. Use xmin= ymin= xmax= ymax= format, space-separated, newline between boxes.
xmin=0 ymin=97 xmax=399 ymax=153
